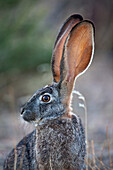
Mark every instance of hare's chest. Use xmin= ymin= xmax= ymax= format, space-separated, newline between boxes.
xmin=35 ymin=119 xmax=80 ymax=169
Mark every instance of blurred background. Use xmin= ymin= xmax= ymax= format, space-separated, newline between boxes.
xmin=0 ymin=0 xmax=113 ymax=168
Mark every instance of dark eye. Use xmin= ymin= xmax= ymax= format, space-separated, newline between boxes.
xmin=41 ymin=95 xmax=50 ymax=102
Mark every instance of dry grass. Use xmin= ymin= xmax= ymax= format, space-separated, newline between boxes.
xmin=73 ymin=90 xmax=113 ymax=170
xmin=99 ymin=141 xmax=106 ymax=169
xmin=106 ymin=126 xmax=112 ymax=169
xmin=14 ymin=142 xmax=17 ymax=170
xmin=85 ymin=129 xmax=113 ymax=170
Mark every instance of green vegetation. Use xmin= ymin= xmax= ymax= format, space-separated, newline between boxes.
xmin=0 ymin=0 xmax=53 ymax=73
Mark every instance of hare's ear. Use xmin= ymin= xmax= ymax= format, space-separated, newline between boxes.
xmin=60 ymin=20 xmax=95 ymax=98
xmin=51 ymin=14 xmax=83 ymax=83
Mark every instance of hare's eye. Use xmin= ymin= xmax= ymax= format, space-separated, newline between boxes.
xmin=41 ymin=95 xmax=50 ymax=102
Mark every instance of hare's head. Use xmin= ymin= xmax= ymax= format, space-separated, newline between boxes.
xmin=21 ymin=14 xmax=95 ymax=125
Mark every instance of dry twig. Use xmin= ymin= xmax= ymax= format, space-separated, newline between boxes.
xmin=106 ymin=126 xmax=112 ymax=169
xmin=99 ymin=141 xmax=106 ymax=170
xmin=91 ymin=140 xmax=96 ymax=169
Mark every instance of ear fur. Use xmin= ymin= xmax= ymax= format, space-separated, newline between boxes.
xmin=59 ymin=20 xmax=95 ymax=100
xmin=51 ymin=14 xmax=83 ymax=83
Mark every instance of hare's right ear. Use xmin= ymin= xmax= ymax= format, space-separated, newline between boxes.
xmin=59 ymin=20 xmax=95 ymax=101
xmin=51 ymin=14 xmax=83 ymax=83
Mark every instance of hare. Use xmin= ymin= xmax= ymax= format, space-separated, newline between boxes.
xmin=4 ymin=14 xmax=95 ymax=170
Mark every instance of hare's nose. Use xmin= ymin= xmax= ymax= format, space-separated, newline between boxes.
xmin=20 ymin=107 xmax=25 ymax=115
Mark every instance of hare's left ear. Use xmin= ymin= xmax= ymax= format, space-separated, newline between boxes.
xmin=59 ymin=20 xmax=95 ymax=98
xmin=51 ymin=14 xmax=83 ymax=83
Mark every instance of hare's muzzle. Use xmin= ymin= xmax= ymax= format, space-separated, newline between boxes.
xmin=21 ymin=108 xmax=36 ymax=122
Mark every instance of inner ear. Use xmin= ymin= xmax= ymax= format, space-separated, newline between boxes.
xmin=59 ymin=20 xmax=95 ymax=98
xmin=51 ymin=14 xmax=83 ymax=83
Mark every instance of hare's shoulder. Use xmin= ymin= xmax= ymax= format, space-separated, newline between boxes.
xmin=3 ymin=130 xmax=36 ymax=170
xmin=72 ymin=114 xmax=85 ymax=139
xmin=72 ymin=114 xmax=86 ymax=157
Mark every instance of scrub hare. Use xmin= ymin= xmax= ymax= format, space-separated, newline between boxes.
xmin=4 ymin=14 xmax=95 ymax=170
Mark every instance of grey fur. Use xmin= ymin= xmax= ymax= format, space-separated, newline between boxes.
xmin=3 ymin=84 xmax=86 ymax=170
xmin=4 ymin=14 xmax=95 ymax=170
